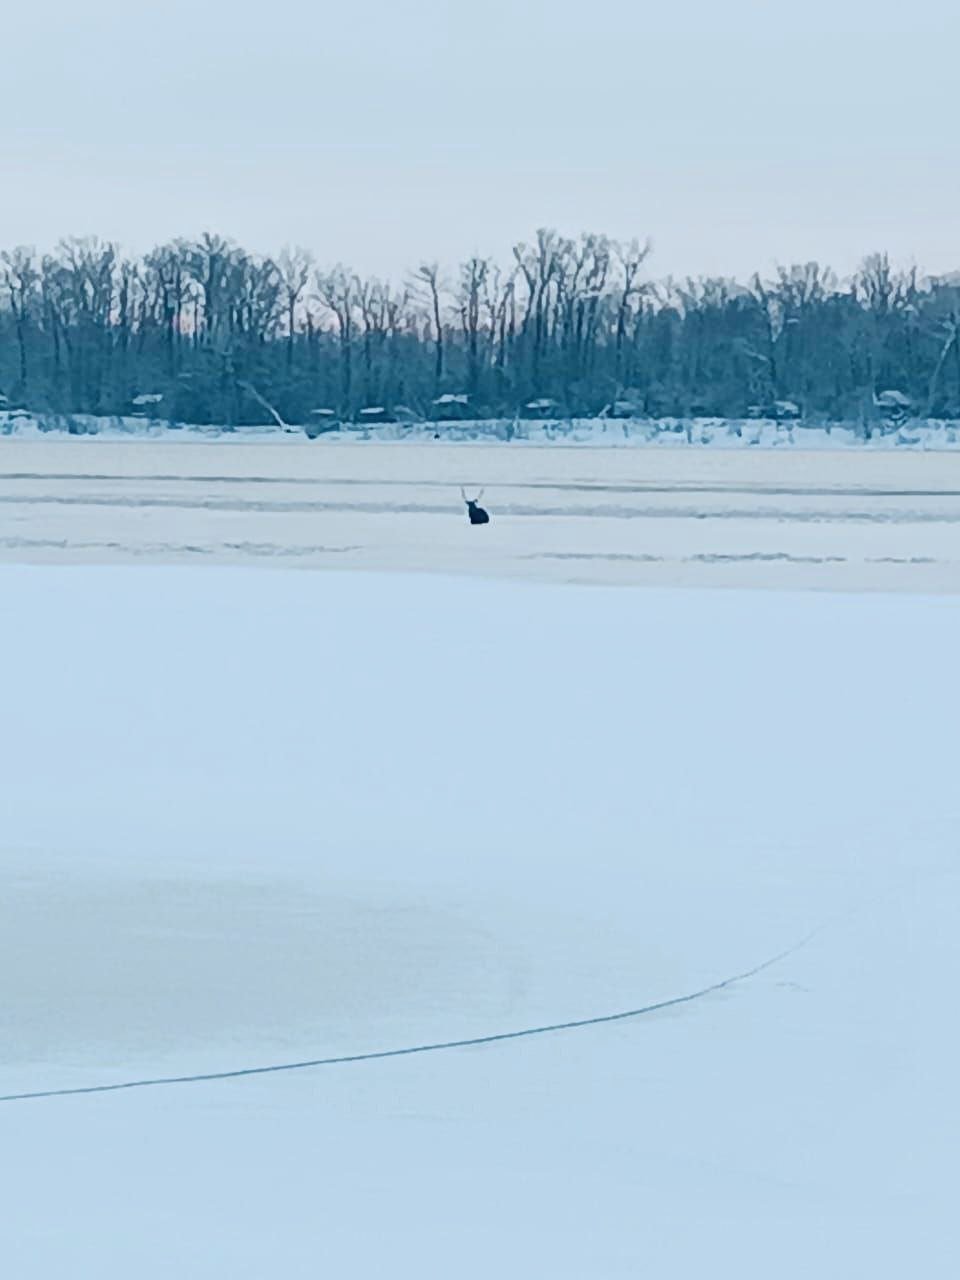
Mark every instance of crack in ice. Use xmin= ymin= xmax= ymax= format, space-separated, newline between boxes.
xmin=0 ymin=932 xmax=816 ymax=1105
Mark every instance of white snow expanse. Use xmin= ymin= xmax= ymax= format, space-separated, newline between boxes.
xmin=1 ymin=441 xmax=959 ymax=1278
xmin=4 ymin=437 xmax=960 ymax=592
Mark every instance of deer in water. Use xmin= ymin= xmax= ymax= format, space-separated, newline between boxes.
xmin=460 ymin=487 xmax=490 ymax=525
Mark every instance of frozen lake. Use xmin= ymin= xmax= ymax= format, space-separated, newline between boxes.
xmin=1 ymin=442 xmax=957 ymax=1277
xmin=1 ymin=436 xmax=960 ymax=590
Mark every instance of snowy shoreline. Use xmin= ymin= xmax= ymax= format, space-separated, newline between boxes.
xmin=5 ymin=409 xmax=960 ymax=450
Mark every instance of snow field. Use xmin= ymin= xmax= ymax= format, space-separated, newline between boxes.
xmin=1 ymin=567 xmax=958 ymax=1276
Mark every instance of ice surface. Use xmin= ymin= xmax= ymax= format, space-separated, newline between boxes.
xmin=1 ymin=565 xmax=958 ymax=1277
xmin=3 ymin=437 xmax=960 ymax=592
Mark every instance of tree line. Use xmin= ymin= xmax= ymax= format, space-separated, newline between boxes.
xmin=2 ymin=231 xmax=959 ymax=427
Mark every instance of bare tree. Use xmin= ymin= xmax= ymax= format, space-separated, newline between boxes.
xmin=614 ymin=238 xmax=651 ymax=382
xmin=457 ymin=257 xmax=488 ymax=397
xmin=316 ymin=266 xmax=356 ymax=411
xmin=412 ymin=263 xmax=445 ymax=391
xmin=925 ymin=282 xmax=960 ymax=415
xmin=1 ymin=247 xmax=38 ymax=396
xmin=277 ymin=247 xmax=313 ymax=371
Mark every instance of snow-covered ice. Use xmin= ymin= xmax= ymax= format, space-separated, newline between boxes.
xmin=1 ymin=562 xmax=958 ymax=1278
xmin=3 ymin=437 xmax=960 ymax=592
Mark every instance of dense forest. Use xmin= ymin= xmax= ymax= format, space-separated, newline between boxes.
xmin=2 ymin=231 xmax=959 ymax=427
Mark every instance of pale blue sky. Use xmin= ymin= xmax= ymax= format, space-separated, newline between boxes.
xmin=3 ymin=0 xmax=957 ymax=280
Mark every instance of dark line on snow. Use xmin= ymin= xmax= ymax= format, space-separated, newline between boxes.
xmin=4 ymin=472 xmax=960 ymax=499
xmin=0 ymin=493 xmax=956 ymax=523
xmin=0 ymin=933 xmax=814 ymax=1104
